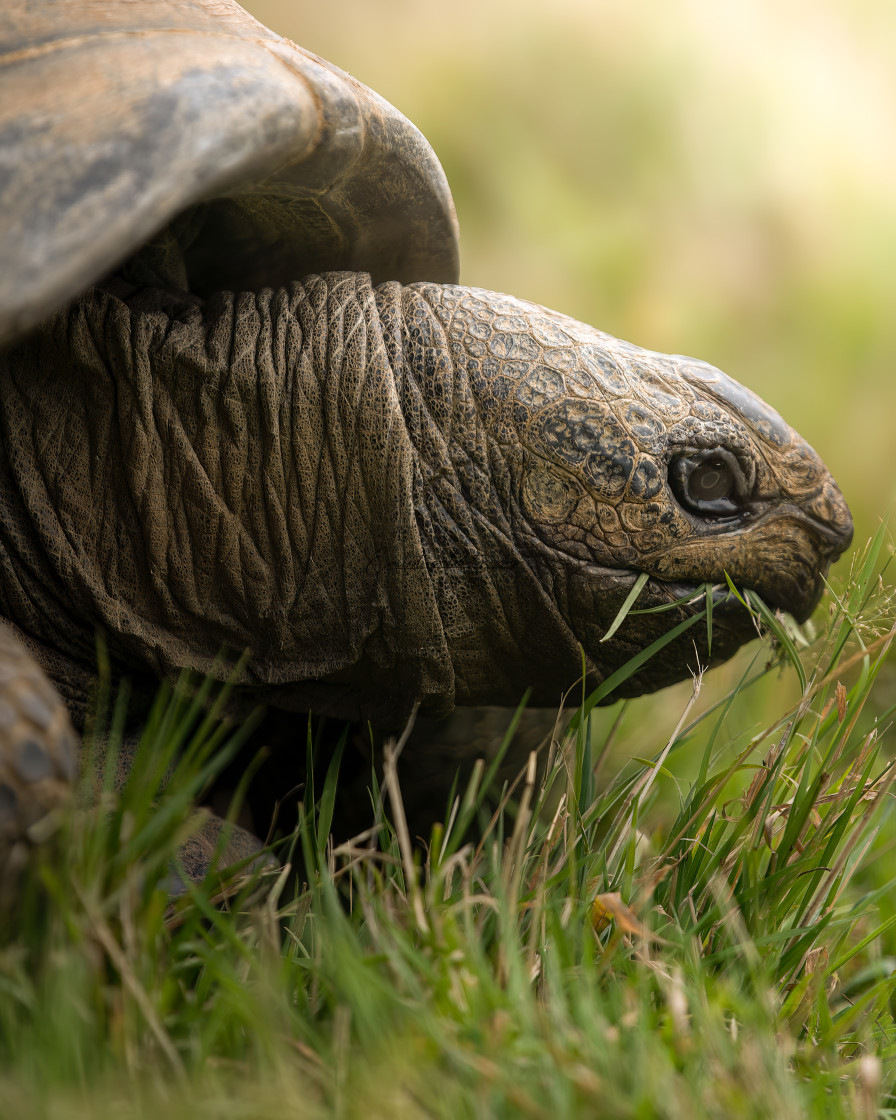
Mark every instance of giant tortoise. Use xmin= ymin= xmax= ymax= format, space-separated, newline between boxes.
xmin=0 ymin=0 xmax=853 ymax=875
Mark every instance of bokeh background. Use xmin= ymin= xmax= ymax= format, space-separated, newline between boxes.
xmin=244 ymin=0 xmax=896 ymax=775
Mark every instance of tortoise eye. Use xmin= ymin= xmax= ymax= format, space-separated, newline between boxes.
xmin=691 ymin=459 xmax=733 ymax=501
xmin=671 ymin=448 xmax=747 ymax=517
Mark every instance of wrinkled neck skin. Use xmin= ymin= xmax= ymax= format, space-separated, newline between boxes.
xmin=0 ymin=272 xmax=850 ymax=725
xmin=0 ymin=275 xmax=598 ymax=723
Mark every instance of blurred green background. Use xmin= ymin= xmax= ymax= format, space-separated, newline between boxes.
xmin=244 ymin=0 xmax=896 ymax=771
xmin=247 ymin=0 xmax=896 ymax=554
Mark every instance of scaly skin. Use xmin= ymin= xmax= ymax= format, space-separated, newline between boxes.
xmin=0 ymin=272 xmax=852 ymax=871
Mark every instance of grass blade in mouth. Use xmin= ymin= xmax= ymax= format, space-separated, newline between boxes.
xmin=600 ymin=571 xmax=650 ymax=643
xmin=570 ymin=606 xmax=709 ymax=729
xmin=628 ymin=582 xmax=717 ymax=615
xmin=625 ymin=580 xmax=717 ymax=657
xmin=743 ymin=589 xmax=807 ymax=692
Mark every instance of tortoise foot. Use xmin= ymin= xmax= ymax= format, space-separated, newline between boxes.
xmin=165 ymin=811 xmax=275 ymax=898
xmin=0 ymin=622 xmax=78 ymax=875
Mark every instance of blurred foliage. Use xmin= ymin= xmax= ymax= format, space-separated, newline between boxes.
xmin=248 ymin=0 xmax=896 ymax=554
xmin=4 ymin=533 xmax=896 ymax=1119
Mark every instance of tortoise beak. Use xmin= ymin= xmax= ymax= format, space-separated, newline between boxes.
xmin=762 ymin=480 xmax=854 ymax=621
xmin=802 ymin=481 xmax=855 ymax=560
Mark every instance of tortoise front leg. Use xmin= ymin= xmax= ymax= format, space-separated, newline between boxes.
xmin=0 ymin=621 xmax=78 ymax=877
xmin=0 ymin=621 xmax=269 ymax=895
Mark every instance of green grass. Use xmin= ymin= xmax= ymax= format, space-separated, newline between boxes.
xmin=1 ymin=532 xmax=895 ymax=1118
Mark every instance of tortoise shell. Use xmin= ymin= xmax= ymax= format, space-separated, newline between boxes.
xmin=0 ymin=0 xmax=459 ymax=348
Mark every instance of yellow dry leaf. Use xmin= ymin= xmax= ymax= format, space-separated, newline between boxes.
xmin=590 ymin=891 xmax=662 ymax=941
xmin=835 ymin=680 xmax=847 ymax=723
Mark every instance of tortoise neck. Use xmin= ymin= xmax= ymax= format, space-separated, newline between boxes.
xmin=0 ymin=276 xmax=450 ymax=723
xmin=377 ymin=281 xmax=591 ymax=710
xmin=0 ymin=274 xmax=588 ymax=725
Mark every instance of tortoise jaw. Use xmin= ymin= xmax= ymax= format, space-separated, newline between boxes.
xmin=743 ymin=494 xmax=853 ymax=621
xmin=635 ymin=576 xmax=759 ymax=638
xmin=632 ymin=573 xmax=818 ymax=637
xmin=570 ymin=569 xmax=759 ymax=700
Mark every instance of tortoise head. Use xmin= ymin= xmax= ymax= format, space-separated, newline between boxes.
xmin=442 ymin=288 xmax=853 ymax=694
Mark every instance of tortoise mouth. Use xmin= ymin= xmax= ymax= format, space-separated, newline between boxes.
xmin=625 ymin=571 xmax=819 ymax=635
xmin=632 ymin=576 xmax=760 ymax=641
xmin=631 ymin=550 xmax=830 ymax=626
xmin=635 ymin=500 xmax=850 ymax=627
xmin=617 ymin=566 xmax=825 ymax=668
xmin=562 ymin=568 xmax=759 ymax=702
xmin=616 ymin=573 xmax=750 ymax=617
